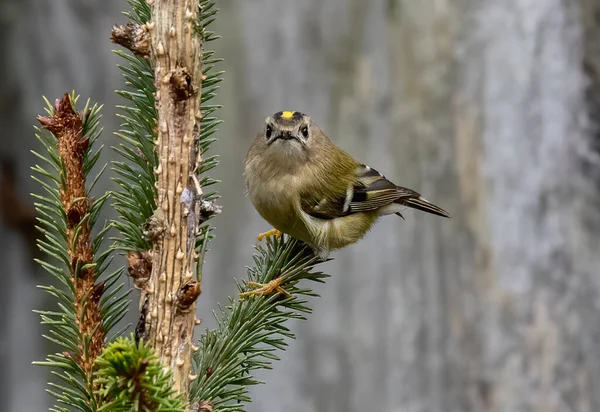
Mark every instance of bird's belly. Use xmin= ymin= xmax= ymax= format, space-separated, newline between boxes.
xmin=302 ymin=212 xmax=379 ymax=250
xmin=249 ymin=178 xmax=313 ymax=241
xmin=248 ymin=175 xmax=378 ymax=251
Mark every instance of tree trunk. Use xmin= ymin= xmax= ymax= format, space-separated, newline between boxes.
xmin=146 ymin=0 xmax=203 ymax=395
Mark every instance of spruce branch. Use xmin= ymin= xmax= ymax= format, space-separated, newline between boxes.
xmin=37 ymin=94 xmax=105 ymax=373
xmin=190 ymin=237 xmax=328 ymax=412
xmin=33 ymin=93 xmax=129 ymax=411
xmin=111 ymin=0 xmax=222 ymax=399
xmin=111 ymin=1 xmax=157 ymax=256
xmin=94 ymin=335 xmax=186 ymax=411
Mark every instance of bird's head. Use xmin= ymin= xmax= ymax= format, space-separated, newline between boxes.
xmin=249 ymin=111 xmax=332 ymax=165
xmin=266 ymin=110 xmax=311 ymax=147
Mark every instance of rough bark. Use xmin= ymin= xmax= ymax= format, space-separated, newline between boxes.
xmin=145 ymin=0 xmax=203 ymax=396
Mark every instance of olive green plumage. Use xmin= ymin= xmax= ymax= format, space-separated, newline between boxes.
xmin=244 ymin=111 xmax=449 ymax=259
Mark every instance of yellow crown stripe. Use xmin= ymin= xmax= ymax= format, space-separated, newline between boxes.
xmin=281 ymin=111 xmax=295 ymax=119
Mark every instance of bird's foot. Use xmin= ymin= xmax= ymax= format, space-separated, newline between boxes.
xmin=240 ymin=278 xmax=290 ymax=298
xmin=257 ymin=228 xmax=282 ymax=242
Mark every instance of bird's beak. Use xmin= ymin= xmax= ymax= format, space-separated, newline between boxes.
xmin=273 ymin=131 xmax=299 ymax=142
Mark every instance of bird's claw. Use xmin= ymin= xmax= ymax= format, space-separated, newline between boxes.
xmin=240 ymin=278 xmax=290 ymax=298
xmin=257 ymin=228 xmax=282 ymax=242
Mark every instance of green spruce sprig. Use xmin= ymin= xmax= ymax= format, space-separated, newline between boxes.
xmin=94 ymin=335 xmax=186 ymax=411
xmin=193 ymin=0 xmax=224 ymax=279
xmin=111 ymin=0 xmax=156 ymax=253
xmin=32 ymin=92 xmax=129 ymax=412
xmin=111 ymin=0 xmax=223 ymax=262
xmin=190 ymin=237 xmax=328 ymax=411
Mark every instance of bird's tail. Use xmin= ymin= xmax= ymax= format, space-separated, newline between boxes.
xmin=396 ymin=195 xmax=450 ymax=218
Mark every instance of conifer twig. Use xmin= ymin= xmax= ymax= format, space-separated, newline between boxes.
xmin=33 ymin=92 xmax=128 ymax=411
xmin=94 ymin=335 xmax=186 ymax=411
xmin=38 ymin=93 xmax=105 ymax=377
xmin=112 ymin=0 xmax=222 ymax=401
xmin=190 ymin=237 xmax=328 ymax=411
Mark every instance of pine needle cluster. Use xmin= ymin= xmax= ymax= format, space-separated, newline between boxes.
xmin=190 ymin=237 xmax=328 ymax=411
xmin=193 ymin=0 xmax=224 ymax=280
xmin=94 ymin=335 xmax=186 ymax=411
xmin=111 ymin=0 xmax=156 ymax=254
xmin=112 ymin=0 xmax=222 ymax=264
xmin=33 ymin=93 xmax=129 ymax=411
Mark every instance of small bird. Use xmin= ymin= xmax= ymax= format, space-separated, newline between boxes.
xmin=242 ymin=111 xmax=449 ymax=296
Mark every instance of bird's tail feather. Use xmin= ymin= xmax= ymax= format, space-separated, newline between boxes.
xmin=398 ymin=196 xmax=450 ymax=218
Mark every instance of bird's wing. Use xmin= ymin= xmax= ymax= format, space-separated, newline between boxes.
xmin=300 ymin=164 xmax=413 ymax=219
xmin=353 ymin=165 xmax=450 ymax=217
xmin=348 ymin=165 xmax=418 ymax=212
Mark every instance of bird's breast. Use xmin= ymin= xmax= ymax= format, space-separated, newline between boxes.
xmin=247 ymin=173 xmax=306 ymax=235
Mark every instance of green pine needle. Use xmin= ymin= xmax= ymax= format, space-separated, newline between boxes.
xmin=33 ymin=93 xmax=130 ymax=411
xmin=111 ymin=47 xmax=157 ymax=252
xmin=94 ymin=335 xmax=186 ymax=412
xmin=112 ymin=0 xmax=221 ymax=256
xmin=112 ymin=0 xmax=222 ymax=280
xmin=190 ymin=236 xmax=329 ymax=411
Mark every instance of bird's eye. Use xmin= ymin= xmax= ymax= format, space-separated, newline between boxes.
xmin=301 ymin=126 xmax=309 ymax=138
xmin=266 ymin=125 xmax=272 ymax=139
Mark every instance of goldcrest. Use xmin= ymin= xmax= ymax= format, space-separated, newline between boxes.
xmin=244 ymin=111 xmax=449 ymax=260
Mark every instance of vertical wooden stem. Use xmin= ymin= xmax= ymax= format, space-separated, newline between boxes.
xmin=145 ymin=0 xmax=203 ymax=396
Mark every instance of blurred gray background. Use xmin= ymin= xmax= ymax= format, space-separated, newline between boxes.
xmin=2 ymin=0 xmax=600 ymax=411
